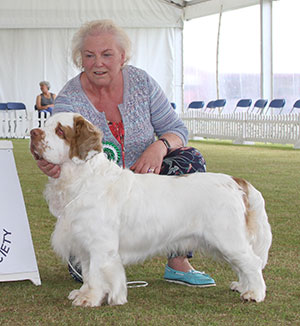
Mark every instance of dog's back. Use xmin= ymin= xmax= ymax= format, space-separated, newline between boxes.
xmin=119 ymin=172 xmax=271 ymax=270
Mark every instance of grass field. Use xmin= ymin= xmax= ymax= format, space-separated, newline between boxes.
xmin=1 ymin=139 xmax=299 ymax=326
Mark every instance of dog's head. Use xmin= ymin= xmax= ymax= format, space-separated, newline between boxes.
xmin=30 ymin=112 xmax=103 ymax=165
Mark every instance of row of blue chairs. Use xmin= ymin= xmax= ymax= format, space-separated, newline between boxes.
xmin=0 ymin=102 xmax=26 ymax=110
xmin=188 ymin=99 xmax=227 ymax=113
xmin=232 ymin=99 xmax=285 ymax=114
xmin=187 ymin=98 xmax=300 ymax=114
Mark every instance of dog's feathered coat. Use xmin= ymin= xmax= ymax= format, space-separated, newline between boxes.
xmin=30 ymin=112 xmax=272 ymax=307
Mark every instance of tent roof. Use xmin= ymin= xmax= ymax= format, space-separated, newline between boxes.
xmin=183 ymin=0 xmax=260 ymax=20
xmin=0 ymin=0 xmax=183 ymax=29
xmin=0 ymin=0 xmax=265 ymax=30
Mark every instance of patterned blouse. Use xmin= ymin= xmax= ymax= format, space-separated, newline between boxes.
xmin=53 ymin=65 xmax=188 ymax=168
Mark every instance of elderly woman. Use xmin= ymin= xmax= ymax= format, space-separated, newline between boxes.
xmin=36 ymin=20 xmax=215 ymax=287
xmin=35 ymin=81 xmax=56 ymax=114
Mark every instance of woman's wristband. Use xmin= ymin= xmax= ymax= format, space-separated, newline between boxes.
xmin=158 ymin=138 xmax=171 ymax=155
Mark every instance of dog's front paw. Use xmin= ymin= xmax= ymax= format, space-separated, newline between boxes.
xmin=108 ymin=293 xmax=128 ymax=306
xmin=241 ymin=289 xmax=265 ymax=303
xmin=71 ymin=290 xmax=106 ymax=307
xmin=230 ymin=281 xmax=245 ymax=293
xmin=68 ymin=289 xmax=81 ymax=301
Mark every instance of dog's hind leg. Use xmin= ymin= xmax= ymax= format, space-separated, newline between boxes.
xmin=226 ymin=246 xmax=266 ymax=302
xmin=230 ymin=267 xmax=248 ymax=294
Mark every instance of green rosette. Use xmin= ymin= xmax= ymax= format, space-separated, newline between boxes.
xmin=102 ymin=141 xmax=121 ymax=164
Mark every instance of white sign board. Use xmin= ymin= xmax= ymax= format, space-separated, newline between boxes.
xmin=0 ymin=141 xmax=41 ymax=285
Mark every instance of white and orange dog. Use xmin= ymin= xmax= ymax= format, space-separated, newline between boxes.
xmin=30 ymin=112 xmax=272 ymax=307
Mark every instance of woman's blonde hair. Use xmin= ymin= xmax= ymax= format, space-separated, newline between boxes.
xmin=71 ymin=19 xmax=132 ymax=69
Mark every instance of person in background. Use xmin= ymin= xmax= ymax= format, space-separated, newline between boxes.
xmin=35 ymin=81 xmax=56 ymax=114
xmin=33 ymin=20 xmax=215 ymax=288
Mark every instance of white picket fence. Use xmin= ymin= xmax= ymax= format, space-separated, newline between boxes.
xmin=0 ymin=110 xmax=50 ymax=138
xmin=1 ymin=110 xmax=300 ymax=149
xmin=180 ymin=111 xmax=300 ymax=149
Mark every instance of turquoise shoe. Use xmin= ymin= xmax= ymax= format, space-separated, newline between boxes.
xmin=164 ymin=265 xmax=216 ymax=287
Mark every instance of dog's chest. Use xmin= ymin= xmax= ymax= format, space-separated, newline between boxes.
xmin=45 ymin=177 xmax=81 ymax=218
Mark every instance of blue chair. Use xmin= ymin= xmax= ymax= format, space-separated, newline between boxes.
xmin=5 ymin=102 xmax=27 ymax=136
xmin=214 ymin=99 xmax=226 ymax=113
xmin=250 ymin=99 xmax=268 ymax=114
xmin=34 ymin=105 xmax=51 ymax=127
xmin=265 ymin=99 xmax=285 ymax=115
xmin=0 ymin=103 xmax=8 ymax=137
xmin=187 ymin=101 xmax=205 ymax=110
xmin=204 ymin=100 xmax=216 ymax=113
xmin=289 ymin=99 xmax=300 ymax=114
xmin=7 ymin=102 xmax=26 ymax=110
xmin=0 ymin=103 xmax=7 ymax=110
xmin=233 ymin=99 xmax=252 ymax=113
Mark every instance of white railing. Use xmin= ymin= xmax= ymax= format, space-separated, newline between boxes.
xmin=0 ymin=110 xmax=50 ymax=138
xmin=1 ymin=110 xmax=300 ymax=149
xmin=180 ymin=111 xmax=300 ymax=149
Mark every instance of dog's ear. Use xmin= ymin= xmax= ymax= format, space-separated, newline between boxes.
xmin=70 ymin=116 xmax=103 ymax=163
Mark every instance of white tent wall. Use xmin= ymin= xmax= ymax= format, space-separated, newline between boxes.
xmin=0 ymin=0 xmax=278 ymax=115
xmin=0 ymin=0 xmax=183 ymax=113
xmin=0 ymin=28 xmax=77 ymax=111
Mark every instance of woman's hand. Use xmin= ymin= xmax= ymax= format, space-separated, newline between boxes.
xmin=130 ymin=140 xmax=167 ymax=174
xmin=130 ymin=133 xmax=183 ymax=174
xmin=36 ymin=159 xmax=61 ymax=178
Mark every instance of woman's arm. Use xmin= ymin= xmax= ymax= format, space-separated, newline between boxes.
xmin=130 ymin=133 xmax=183 ymax=174
xmin=36 ymin=94 xmax=53 ymax=110
xmin=148 ymin=77 xmax=188 ymax=145
xmin=130 ymin=73 xmax=187 ymax=174
xmin=35 ymin=95 xmax=44 ymax=111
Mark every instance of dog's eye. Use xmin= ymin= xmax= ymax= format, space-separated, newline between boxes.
xmin=55 ymin=126 xmax=65 ymax=138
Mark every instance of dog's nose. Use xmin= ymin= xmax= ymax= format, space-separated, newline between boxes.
xmin=30 ymin=128 xmax=42 ymax=138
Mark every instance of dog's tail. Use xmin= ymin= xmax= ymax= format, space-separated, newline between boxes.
xmin=234 ymin=177 xmax=272 ymax=269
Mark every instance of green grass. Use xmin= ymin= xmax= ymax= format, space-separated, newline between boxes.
xmin=1 ymin=139 xmax=300 ymax=326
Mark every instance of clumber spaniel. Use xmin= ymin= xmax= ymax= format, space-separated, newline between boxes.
xmin=30 ymin=112 xmax=272 ymax=307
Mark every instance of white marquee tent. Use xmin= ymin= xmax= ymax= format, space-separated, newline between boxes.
xmin=0 ymin=0 xmax=266 ymax=113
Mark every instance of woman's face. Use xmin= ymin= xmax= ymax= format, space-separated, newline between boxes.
xmin=81 ymin=32 xmax=125 ymax=87
xmin=40 ymin=84 xmax=49 ymax=93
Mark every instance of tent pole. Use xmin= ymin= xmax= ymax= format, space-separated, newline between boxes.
xmin=216 ymin=4 xmax=223 ymax=99
xmin=260 ymin=0 xmax=273 ymax=100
